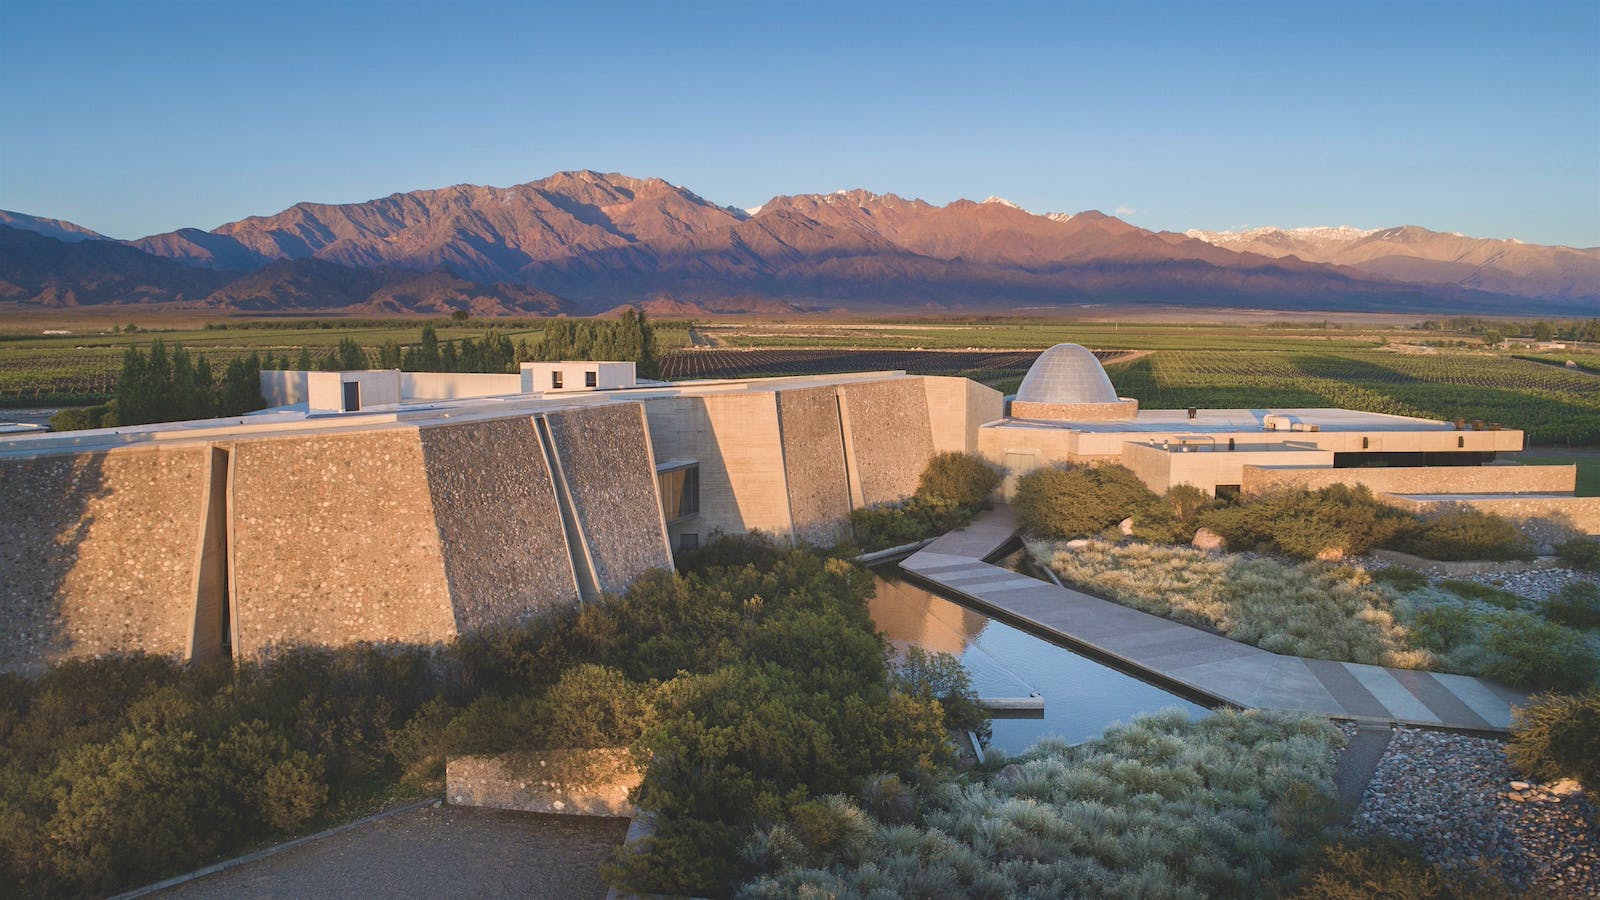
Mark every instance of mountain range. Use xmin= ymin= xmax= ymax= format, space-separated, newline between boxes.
xmin=3 ymin=171 xmax=1595 ymax=316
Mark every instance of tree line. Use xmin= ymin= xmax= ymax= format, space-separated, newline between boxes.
xmin=50 ymin=342 xmax=267 ymax=430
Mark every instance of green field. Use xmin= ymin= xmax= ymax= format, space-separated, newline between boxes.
xmin=702 ymin=320 xmax=1390 ymax=352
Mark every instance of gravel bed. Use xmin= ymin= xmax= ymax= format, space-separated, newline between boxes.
xmin=1352 ymin=727 xmax=1599 ymax=895
xmin=1458 ymin=567 xmax=1599 ymax=603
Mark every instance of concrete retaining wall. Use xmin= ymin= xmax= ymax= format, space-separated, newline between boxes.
xmin=544 ymin=404 xmax=672 ymax=595
xmin=1385 ymin=494 xmax=1600 ymax=549
xmin=924 ymin=376 xmax=1004 ymax=455
xmin=229 ymin=430 xmax=457 ymax=658
xmin=0 ymin=446 xmax=208 ymax=674
xmin=1244 ymin=464 xmax=1576 ymax=496
xmin=419 ymin=417 xmax=579 ymax=632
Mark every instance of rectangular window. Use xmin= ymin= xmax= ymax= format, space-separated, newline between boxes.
xmin=657 ymin=463 xmax=700 ymax=523
xmin=551 ymin=371 xmax=563 ymax=389
xmin=585 ymin=370 xmax=598 ymax=388
xmin=678 ymin=533 xmax=700 ymax=554
xmin=341 ymin=381 xmax=360 ymax=412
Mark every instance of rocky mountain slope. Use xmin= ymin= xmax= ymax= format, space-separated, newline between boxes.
xmin=2 ymin=171 xmax=1593 ymax=315
xmin=1187 ymin=225 xmax=1600 ymax=303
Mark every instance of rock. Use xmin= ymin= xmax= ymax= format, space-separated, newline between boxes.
xmin=1118 ymin=517 xmax=1135 ymax=537
xmin=1547 ymin=778 xmax=1584 ymax=797
xmin=1316 ymin=547 xmax=1346 ymax=562
xmin=1191 ymin=527 xmax=1226 ymax=552
xmin=1511 ymin=781 xmax=1531 ymax=791
xmin=1065 ymin=538 xmax=1091 ymax=549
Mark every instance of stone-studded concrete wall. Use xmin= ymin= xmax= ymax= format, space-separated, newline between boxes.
xmin=642 ymin=393 xmax=793 ymax=545
xmin=419 ymin=417 xmax=579 ymax=632
xmin=0 ymin=446 xmax=207 ymax=674
xmin=1242 ymin=464 xmax=1577 ymax=496
xmin=776 ymin=386 xmax=852 ymax=545
xmin=229 ymin=429 xmax=457 ymax=658
xmin=1009 ymin=398 xmax=1140 ymax=422
xmin=839 ymin=378 xmax=936 ymax=507
xmin=544 ymin=404 xmax=672 ymax=595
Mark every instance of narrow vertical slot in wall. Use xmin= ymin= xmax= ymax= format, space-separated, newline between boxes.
xmin=535 ymin=415 xmax=601 ymax=602
xmin=187 ymin=444 xmax=231 ymax=665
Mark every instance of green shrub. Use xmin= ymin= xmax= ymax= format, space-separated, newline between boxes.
xmin=1371 ymin=566 xmax=1430 ymax=592
xmin=1132 ymin=483 xmax=1220 ymax=543
xmin=1014 ymin=463 xmax=1159 ymax=539
xmin=915 ymin=451 xmax=1000 ymax=508
xmin=1507 ymin=689 xmax=1600 ymax=790
xmin=48 ymin=402 xmax=116 ymax=431
xmin=1556 ymin=537 xmax=1600 ymax=572
xmin=1390 ymin=508 xmax=1534 ymax=562
xmin=1200 ymin=485 xmax=1412 ymax=559
xmin=1438 ymin=579 xmax=1526 ymax=610
xmin=1294 ymin=836 xmax=1512 ymax=899
xmin=1482 ymin=617 xmax=1600 ymax=692
xmin=1544 ymin=582 xmax=1600 ymax=628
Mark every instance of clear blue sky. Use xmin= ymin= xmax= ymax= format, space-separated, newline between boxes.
xmin=2 ymin=0 xmax=1596 ymax=246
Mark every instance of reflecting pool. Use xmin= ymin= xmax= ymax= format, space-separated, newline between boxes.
xmin=869 ymin=566 xmax=1208 ymax=756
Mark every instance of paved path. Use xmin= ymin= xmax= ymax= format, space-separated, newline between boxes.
xmin=156 ymin=806 xmax=626 ymax=899
xmin=900 ymin=506 xmax=1529 ymax=733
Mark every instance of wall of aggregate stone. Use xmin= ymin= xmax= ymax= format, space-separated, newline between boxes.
xmin=839 ymin=378 xmax=936 ymax=506
xmin=776 ymin=386 xmax=853 ymax=545
xmin=0 ymin=446 xmax=206 ymax=674
xmin=1243 ymin=464 xmax=1576 ymax=496
xmin=544 ymin=404 xmax=672 ymax=595
xmin=229 ymin=429 xmax=457 ymax=658
xmin=419 ymin=417 xmax=578 ymax=632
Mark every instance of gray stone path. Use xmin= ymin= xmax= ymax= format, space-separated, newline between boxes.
xmin=901 ymin=506 xmax=1529 ymax=733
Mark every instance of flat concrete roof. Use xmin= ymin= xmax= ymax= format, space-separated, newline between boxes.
xmin=994 ymin=407 xmax=1461 ymax=435
xmin=0 ymin=370 xmax=920 ymax=460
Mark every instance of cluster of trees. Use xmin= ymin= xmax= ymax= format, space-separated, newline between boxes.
xmin=51 ymin=341 xmax=267 ymax=430
xmin=0 ymin=539 xmax=982 ymax=898
xmin=530 ymin=310 xmax=659 ymax=378
xmin=1414 ymin=317 xmax=1600 ymax=343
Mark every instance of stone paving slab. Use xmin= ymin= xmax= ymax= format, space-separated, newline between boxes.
xmin=904 ymin=506 xmax=1529 ymax=733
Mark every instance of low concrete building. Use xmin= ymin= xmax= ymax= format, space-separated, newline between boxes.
xmin=0 ymin=365 xmax=1001 ymax=673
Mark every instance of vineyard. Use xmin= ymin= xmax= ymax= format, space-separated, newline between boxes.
xmin=658 ymin=348 xmax=1055 ymax=384
xmin=1106 ymin=350 xmax=1600 ymax=445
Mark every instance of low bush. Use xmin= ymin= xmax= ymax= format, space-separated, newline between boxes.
xmin=1506 ymin=689 xmax=1600 ymax=791
xmin=1544 ymin=581 xmax=1600 ymax=629
xmin=1371 ymin=566 xmax=1430 ymax=592
xmin=1031 ymin=540 xmax=1430 ymax=668
xmin=1014 ymin=462 xmax=1159 ymax=539
xmin=1390 ymin=508 xmax=1534 ymax=562
xmin=1294 ymin=836 xmax=1512 ymax=899
xmin=1556 ymin=537 xmax=1600 ymax=572
xmin=1437 ymin=579 xmax=1527 ymax=611
xmin=1199 ymin=485 xmax=1412 ymax=559
xmin=743 ymin=710 xmax=1345 ymax=898
xmin=48 ymin=403 xmax=117 ymax=431
xmin=1482 ymin=617 xmax=1600 ymax=693
xmin=915 ymin=451 xmax=1001 ymax=509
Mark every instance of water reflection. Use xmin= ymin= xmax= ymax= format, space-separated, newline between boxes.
xmin=870 ymin=567 xmax=1207 ymax=756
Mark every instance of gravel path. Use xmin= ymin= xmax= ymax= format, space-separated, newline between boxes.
xmin=159 ymin=805 xmax=628 ymax=899
xmin=1457 ymin=567 xmax=1598 ymax=603
xmin=1351 ymin=727 xmax=1599 ymax=896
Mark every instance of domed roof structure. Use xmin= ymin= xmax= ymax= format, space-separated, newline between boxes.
xmin=1015 ymin=344 xmax=1119 ymax=404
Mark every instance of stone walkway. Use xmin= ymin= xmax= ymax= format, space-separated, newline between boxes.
xmin=900 ymin=506 xmax=1529 ymax=732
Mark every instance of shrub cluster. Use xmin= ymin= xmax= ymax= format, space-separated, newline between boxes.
xmin=1013 ymin=463 xmax=1160 ymax=540
xmin=743 ymin=710 xmax=1345 ymax=898
xmin=848 ymin=453 xmax=999 ymax=552
xmin=1544 ymin=581 xmax=1600 ymax=628
xmin=1556 ymin=537 xmax=1600 ymax=572
xmin=1293 ymin=836 xmax=1514 ymax=899
xmin=1 ymin=545 xmax=981 ymax=899
xmin=1389 ymin=508 xmax=1534 ymax=562
xmin=1199 ymin=484 xmax=1412 ymax=559
xmin=1507 ymin=690 xmax=1600 ymax=791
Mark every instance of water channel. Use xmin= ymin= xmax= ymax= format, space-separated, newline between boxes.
xmin=868 ymin=566 xmax=1207 ymax=756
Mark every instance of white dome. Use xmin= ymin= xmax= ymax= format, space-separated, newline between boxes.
xmin=1015 ymin=344 xmax=1118 ymax=404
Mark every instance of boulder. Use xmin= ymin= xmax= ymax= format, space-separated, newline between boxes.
xmin=1118 ymin=517 xmax=1135 ymax=537
xmin=1191 ymin=528 xmax=1226 ymax=552
xmin=1316 ymin=547 xmax=1346 ymax=562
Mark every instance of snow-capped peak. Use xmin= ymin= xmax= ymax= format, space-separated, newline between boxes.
xmin=1046 ymin=212 xmax=1074 ymax=223
xmin=1186 ymin=225 xmax=1377 ymax=244
xmin=981 ymin=196 xmax=1021 ymax=209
